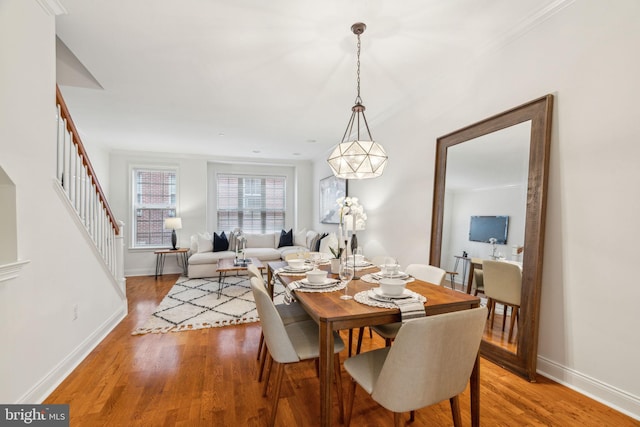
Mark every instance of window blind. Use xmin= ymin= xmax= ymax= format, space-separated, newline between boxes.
xmin=217 ymin=174 xmax=286 ymax=233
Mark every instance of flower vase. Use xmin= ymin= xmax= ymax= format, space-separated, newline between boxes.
xmin=350 ymin=233 xmax=358 ymax=254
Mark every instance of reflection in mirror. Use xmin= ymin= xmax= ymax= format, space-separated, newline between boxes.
xmin=440 ymin=121 xmax=531 ymax=355
xmin=430 ymin=95 xmax=553 ymax=381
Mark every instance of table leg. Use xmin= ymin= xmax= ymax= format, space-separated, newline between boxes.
xmin=155 ymin=253 xmax=165 ymax=279
xmin=180 ymin=252 xmax=189 ymax=276
xmin=470 ymin=353 xmax=480 ymax=427
xmin=217 ymin=272 xmax=225 ymax=299
xmin=267 ymin=266 xmax=274 ymax=299
xmin=319 ymin=320 xmax=334 ymax=427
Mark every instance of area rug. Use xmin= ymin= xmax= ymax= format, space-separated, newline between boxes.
xmin=132 ymin=275 xmax=285 ymax=335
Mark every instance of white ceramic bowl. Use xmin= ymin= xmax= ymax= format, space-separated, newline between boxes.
xmin=306 ymin=269 xmax=328 ymax=284
xmin=287 ymin=258 xmax=306 ymax=269
xmin=378 ymin=278 xmax=406 ymax=296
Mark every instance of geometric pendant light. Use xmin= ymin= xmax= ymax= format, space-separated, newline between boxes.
xmin=327 ymin=23 xmax=388 ymax=179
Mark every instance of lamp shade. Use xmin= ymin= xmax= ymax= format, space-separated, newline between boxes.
xmin=327 ymin=140 xmax=387 ymax=180
xmin=164 ymin=217 xmax=182 ymax=230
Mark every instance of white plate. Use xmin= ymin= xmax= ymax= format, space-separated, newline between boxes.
xmin=284 ymin=265 xmax=313 ymax=272
xmin=371 ymin=287 xmax=412 ymax=299
xmin=300 ymin=278 xmax=339 ymax=288
xmin=373 ymin=272 xmax=410 ymax=280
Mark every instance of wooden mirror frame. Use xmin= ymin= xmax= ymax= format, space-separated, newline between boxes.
xmin=429 ymin=95 xmax=554 ymax=381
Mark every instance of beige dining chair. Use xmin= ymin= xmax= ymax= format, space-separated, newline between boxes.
xmin=250 ymin=278 xmax=345 ymax=426
xmin=356 ymin=264 xmax=446 ymax=351
xmin=248 ymin=264 xmax=311 ymax=381
xmin=482 ymin=260 xmax=522 ymax=343
xmin=344 ymin=306 xmax=487 ymax=427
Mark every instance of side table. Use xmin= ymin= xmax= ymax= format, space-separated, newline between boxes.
xmin=154 ymin=248 xmax=189 ymax=279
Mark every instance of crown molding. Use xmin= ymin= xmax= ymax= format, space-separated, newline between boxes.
xmin=36 ymin=0 xmax=67 ymax=16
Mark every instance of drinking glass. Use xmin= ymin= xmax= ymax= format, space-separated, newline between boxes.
xmin=339 ymin=262 xmax=355 ymax=300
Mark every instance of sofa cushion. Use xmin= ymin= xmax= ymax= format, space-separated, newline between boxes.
xmin=197 ymin=232 xmax=213 ymax=253
xmin=189 ymin=251 xmax=235 ymax=265
xmin=294 ymin=228 xmax=307 ymax=247
xmin=213 ymin=231 xmax=229 ymax=252
xmin=278 ymin=229 xmax=293 ymax=248
xmin=245 ymin=232 xmax=276 ymax=249
xmin=244 ymin=247 xmax=281 ymax=261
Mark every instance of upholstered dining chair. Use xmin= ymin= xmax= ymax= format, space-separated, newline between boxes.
xmin=250 ymin=278 xmax=345 ymax=426
xmin=247 ymin=265 xmax=311 ymax=381
xmin=356 ymin=264 xmax=447 ymax=351
xmin=344 ymin=307 xmax=487 ymax=427
xmin=482 ymin=260 xmax=522 ymax=343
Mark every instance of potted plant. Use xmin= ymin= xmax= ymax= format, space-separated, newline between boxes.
xmin=329 ymin=246 xmax=343 ymax=274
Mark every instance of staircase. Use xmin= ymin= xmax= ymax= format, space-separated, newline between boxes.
xmin=54 ymin=85 xmax=125 ymax=293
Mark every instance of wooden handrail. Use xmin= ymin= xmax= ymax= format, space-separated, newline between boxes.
xmin=56 ymin=85 xmax=120 ymax=235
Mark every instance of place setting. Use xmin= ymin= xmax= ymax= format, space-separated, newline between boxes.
xmin=284 ymin=267 xmax=345 ymax=303
xmin=354 ymin=262 xmax=427 ymax=321
xmin=360 ymin=258 xmax=415 ymax=284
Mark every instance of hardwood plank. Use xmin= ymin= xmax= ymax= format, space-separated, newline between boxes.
xmin=44 ymin=274 xmax=638 ymax=426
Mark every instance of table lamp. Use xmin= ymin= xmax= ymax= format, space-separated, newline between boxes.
xmin=164 ymin=217 xmax=182 ymax=250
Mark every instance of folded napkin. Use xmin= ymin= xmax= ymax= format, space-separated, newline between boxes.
xmin=394 ymin=297 xmax=426 ymax=322
xmin=284 ymin=281 xmax=301 ymax=304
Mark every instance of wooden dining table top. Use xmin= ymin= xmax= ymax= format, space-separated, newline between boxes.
xmin=271 ymin=261 xmax=481 ymax=331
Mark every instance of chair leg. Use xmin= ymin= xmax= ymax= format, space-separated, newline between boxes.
xmin=258 ymin=342 xmax=267 ymax=382
xmin=450 ymin=395 xmax=462 ymax=427
xmin=334 ymin=353 xmax=345 ymax=423
xmin=348 ymin=329 xmax=353 ymax=357
xmin=268 ymin=362 xmax=285 ymax=427
xmin=410 ymin=410 xmax=415 ymax=421
xmin=393 ymin=412 xmax=403 ymax=427
xmin=508 ymin=306 xmax=519 ymax=343
xmin=262 ymin=353 xmax=273 ymax=397
xmin=489 ymin=301 xmax=496 ymax=329
xmin=502 ymin=304 xmax=507 ymax=332
xmin=345 ymin=378 xmax=357 ymax=427
xmin=257 ymin=332 xmax=264 ymax=360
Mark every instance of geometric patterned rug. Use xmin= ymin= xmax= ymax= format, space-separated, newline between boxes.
xmin=132 ymin=275 xmax=286 ymax=335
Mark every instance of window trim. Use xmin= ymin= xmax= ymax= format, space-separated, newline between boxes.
xmin=129 ymin=165 xmax=179 ymax=250
xmin=207 ymin=162 xmax=295 ymax=234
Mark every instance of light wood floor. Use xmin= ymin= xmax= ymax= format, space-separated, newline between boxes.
xmin=45 ymin=274 xmax=638 ymax=426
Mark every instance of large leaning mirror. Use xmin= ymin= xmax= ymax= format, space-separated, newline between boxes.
xmin=430 ymin=95 xmax=553 ymax=381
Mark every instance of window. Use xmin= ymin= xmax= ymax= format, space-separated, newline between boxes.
xmin=217 ymin=174 xmax=286 ymax=233
xmin=132 ymin=168 xmax=177 ymax=248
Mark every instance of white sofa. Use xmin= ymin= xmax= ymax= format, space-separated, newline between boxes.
xmin=187 ymin=229 xmax=335 ymax=278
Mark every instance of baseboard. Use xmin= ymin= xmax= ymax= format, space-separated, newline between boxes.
xmin=125 ymin=266 xmax=183 ymax=277
xmin=18 ymin=304 xmax=127 ymax=404
xmin=537 ymin=356 xmax=640 ymax=421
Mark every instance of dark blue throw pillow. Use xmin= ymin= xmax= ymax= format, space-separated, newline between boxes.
xmin=213 ymin=231 xmax=229 ymax=252
xmin=278 ymin=229 xmax=293 ymax=248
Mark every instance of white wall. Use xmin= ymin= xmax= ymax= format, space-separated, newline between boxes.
xmin=441 ymin=185 xmax=527 ymax=276
xmin=0 ymin=0 xmax=126 ymax=404
xmin=109 ymin=151 xmax=314 ymax=276
xmin=314 ymin=1 xmax=640 ymax=418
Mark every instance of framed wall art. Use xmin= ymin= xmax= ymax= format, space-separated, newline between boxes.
xmin=319 ymin=175 xmax=347 ymax=224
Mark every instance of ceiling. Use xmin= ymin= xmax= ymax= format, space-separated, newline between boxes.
xmin=55 ymin=0 xmax=562 ymax=161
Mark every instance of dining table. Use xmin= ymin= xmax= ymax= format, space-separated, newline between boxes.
xmin=268 ymin=261 xmax=482 ymax=427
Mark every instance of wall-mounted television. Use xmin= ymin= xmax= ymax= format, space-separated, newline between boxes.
xmin=469 ymin=215 xmax=509 ymax=244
